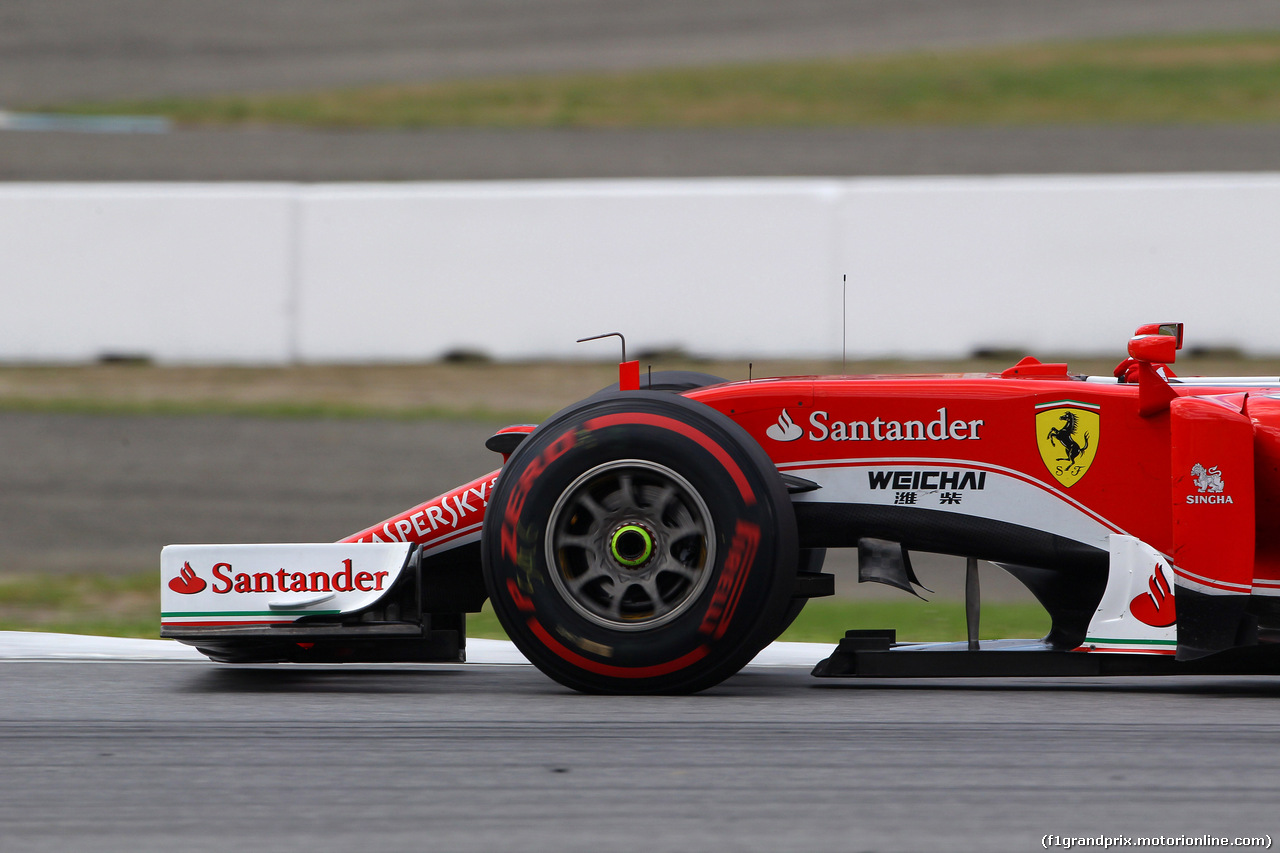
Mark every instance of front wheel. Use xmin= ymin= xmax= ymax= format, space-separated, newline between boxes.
xmin=481 ymin=392 xmax=798 ymax=694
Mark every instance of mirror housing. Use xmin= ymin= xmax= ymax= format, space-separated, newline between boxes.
xmin=1128 ymin=334 xmax=1179 ymax=365
xmin=1122 ymin=322 xmax=1183 ymax=417
xmin=1133 ymin=322 xmax=1183 ymax=350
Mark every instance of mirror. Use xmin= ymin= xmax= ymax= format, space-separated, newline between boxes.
xmin=1127 ymin=334 xmax=1179 ymax=364
xmin=1133 ymin=322 xmax=1183 ymax=350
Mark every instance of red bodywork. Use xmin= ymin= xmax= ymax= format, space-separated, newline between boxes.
xmin=340 ymin=330 xmax=1280 ymax=660
xmin=161 ymin=324 xmax=1280 ymax=676
xmin=347 ymin=366 xmax=1280 ymax=602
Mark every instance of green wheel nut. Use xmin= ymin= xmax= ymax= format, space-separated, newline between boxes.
xmin=611 ymin=524 xmax=654 ymax=567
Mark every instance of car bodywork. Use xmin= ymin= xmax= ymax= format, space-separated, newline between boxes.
xmin=161 ymin=323 xmax=1280 ymax=692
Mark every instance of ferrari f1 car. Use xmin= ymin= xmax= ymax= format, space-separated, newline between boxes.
xmin=162 ymin=324 xmax=1280 ymax=693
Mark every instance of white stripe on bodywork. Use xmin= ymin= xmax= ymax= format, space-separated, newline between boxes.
xmin=781 ymin=457 xmax=1120 ymax=550
xmin=419 ymin=521 xmax=483 ymax=557
xmin=1171 ymin=564 xmax=1253 ymax=595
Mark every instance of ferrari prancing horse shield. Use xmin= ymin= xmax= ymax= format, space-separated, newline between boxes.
xmin=1036 ymin=400 xmax=1100 ymax=488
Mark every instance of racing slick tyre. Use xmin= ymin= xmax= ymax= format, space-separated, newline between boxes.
xmin=481 ymin=391 xmax=798 ymax=694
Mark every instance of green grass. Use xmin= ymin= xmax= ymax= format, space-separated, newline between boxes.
xmin=0 ymin=571 xmax=1048 ymax=646
xmin=776 ymin=598 xmax=1049 ymax=645
xmin=42 ymin=32 xmax=1280 ymax=129
xmin=0 ymin=573 xmax=160 ymax=639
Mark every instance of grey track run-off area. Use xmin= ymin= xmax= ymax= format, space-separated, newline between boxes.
xmin=8 ymin=124 xmax=1280 ymax=181
xmin=0 ymin=411 xmax=1028 ymax=600
xmin=5 ymin=0 xmax=1280 ymax=179
xmin=0 ymin=412 xmax=501 ymax=573
xmin=6 ymin=0 xmax=1280 ymax=104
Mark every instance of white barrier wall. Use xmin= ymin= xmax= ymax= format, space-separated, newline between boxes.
xmin=841 ymin=176 xmax=1280 ymax=357
xmin=2 ymin=175 xmax=1278 ymax=363
xmin=1 ymin=184 xmax=297 ymax=362
xmin=297 ymin=181 xmax=838 ymax=362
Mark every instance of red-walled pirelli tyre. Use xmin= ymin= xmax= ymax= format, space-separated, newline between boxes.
xmin=481 ymin=391 xmax=798 ymax=694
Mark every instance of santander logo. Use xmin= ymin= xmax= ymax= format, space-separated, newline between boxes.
xmin=166 ymin=558 xmax=390 ymax=596
xmin=168 ymin=562 xmax=208 ymax=595
xmin=765 ymin=406 xmax=983 ymax=443
xmin=1129 ymin=563 xmax=1176 ymax=628
xmin=766 ymin=409 xmax=804 ymax=442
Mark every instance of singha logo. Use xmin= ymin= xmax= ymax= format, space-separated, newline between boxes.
xmin=766 ymin=409 xmax=803 ymax=442
xmin=1191 ymin=463 xmax=1224 ymax=494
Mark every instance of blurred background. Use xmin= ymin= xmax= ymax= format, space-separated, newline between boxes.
xmin=4 ymin=0 xmax=1280 ymax=635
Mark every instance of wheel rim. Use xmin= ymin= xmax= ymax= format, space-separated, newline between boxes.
xmin=546 ymin=459 xmax=716 ymax=631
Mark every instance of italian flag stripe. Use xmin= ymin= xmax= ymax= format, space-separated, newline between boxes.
xmin=1035 ymin=399 xmax=1100 ymax=410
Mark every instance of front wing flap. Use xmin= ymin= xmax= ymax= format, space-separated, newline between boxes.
xmin=160 ymin=542 xmax=416 ymax=638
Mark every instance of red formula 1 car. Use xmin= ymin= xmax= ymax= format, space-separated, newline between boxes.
xmin=162 ymin=323 xmax=1280 ymax=693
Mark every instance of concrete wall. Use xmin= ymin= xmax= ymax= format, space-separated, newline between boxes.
xmin=3 ymin=175 xmax=1277 ymax=363
xmin=2 ymin=184 xmax=296 ymax=362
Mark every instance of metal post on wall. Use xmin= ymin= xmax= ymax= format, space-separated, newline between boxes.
xmin=966 ymin=557 xmax=980 ymax=651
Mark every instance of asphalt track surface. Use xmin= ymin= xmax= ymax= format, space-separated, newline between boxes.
xmin=5 ymin=0 xmax=1280 ymax=179
xmin=2 ymin=654 xmax=1279 ymax=853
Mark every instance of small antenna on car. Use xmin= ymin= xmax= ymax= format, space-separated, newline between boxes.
xmin=577 ymin=332 xmax=639 ymax=390
xmin=577 ymin=331 xmax=626 ymax=361
xmin=842 ymin=273 xmax=847 ymax=374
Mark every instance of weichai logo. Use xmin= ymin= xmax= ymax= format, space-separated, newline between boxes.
xmin=867 ymin=470 xmax=986 ymax=491
xmin=167 ymin=559 xmax=389 ymax=595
